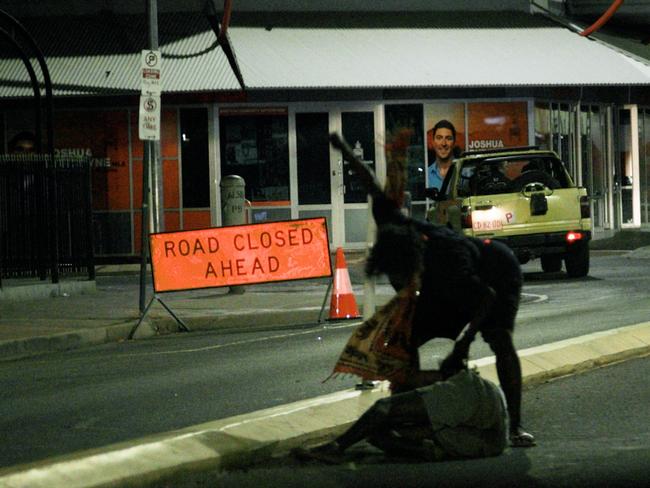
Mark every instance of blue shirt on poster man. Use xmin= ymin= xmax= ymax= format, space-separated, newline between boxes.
xmin=427 ymin=161 xmax=445 ymax=190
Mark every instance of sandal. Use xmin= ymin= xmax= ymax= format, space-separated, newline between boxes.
xmin=510 ymin=428 xmax=536 ymax=448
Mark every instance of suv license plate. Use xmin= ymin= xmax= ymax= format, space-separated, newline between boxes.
xmin=472 ymin=209 xmax=504 ymax=232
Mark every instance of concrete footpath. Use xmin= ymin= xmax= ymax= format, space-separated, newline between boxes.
xmin=0 ymin=252 xmax=386 ymax=362
xmin=1 ymin=251 xmax=650 ymax=487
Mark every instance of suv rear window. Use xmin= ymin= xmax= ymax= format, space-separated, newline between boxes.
xmin=457 ymin=155 xmax=571 ymax=197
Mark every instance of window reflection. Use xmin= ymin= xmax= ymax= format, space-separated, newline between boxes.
xmin=385 ymin=104 xmax=425 ymax=201
xmin=219 ymin=110 xmax=289 ymax=204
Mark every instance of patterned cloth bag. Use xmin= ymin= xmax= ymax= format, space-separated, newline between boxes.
xmin=329 ymin=279 xmax=419 ymax=383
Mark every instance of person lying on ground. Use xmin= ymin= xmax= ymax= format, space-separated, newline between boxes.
xmin=294 ymin=366 xmax=509 ymax=464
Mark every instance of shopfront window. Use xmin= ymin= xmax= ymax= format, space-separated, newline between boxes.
xmin=296 ymin=112 xmax=330 ymax=205
xmin=641 ymin=109 xmax=650 ymax=224
xmin=580 ymin=107 xmax=591 ymax=189
xmin=618 ymin=109 xmax=634 ymax=224
xmin=219 ymin=108 xmax=289 ymax=204
xmin=535 ymin=102 xmax=551 ymax=149
xmin=180 ymin=108 xmax=209 ymax=208
xmin=591 ymin=108 xmax=606 ymax=196
xmin=551 ymin=103 xmax=575 ymax=177
xmin=384 ymin=104 xmax=425 ymax=201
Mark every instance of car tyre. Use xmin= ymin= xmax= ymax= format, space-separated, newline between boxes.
xmin=541 ymin=254 xmax=562 ymax=273
xmin=564 ymin=241 xmax=589 ymax=278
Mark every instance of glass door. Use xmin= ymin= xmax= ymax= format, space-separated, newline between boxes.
xmin=339 ymin=110 xmax=377 ymax=248
xmin=580 ymin=105 xmax=609 ymax=229
xmin=294 ymin=104 xmax=380 ymax=248
xmin=294 ymin=110 xmax=333 ymax=243
xmin=616 ymin=107 xmax=639 ymax=227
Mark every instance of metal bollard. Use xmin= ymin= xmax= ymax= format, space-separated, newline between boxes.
xmin=220 ymin=175 xmax=246 ymax=294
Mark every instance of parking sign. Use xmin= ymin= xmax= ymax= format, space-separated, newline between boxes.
xmin=138 ymin=94 xmax=161 ymax=141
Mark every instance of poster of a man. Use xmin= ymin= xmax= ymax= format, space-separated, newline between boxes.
xmin=427 ymin=119 xmax=459 ymax=190
xmin=425 ymin=103 xmax=465 ymax=190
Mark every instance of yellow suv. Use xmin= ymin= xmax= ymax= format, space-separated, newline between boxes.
xmin=427 ymin=146 xmax=592 ymax=277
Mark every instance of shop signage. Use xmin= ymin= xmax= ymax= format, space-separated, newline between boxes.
xmin=149 ymin=218 xmax=332 ymax=292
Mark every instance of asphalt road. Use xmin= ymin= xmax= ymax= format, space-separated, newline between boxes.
xmin=178 ymin=354 xmax=650 ymax=488
xmin=1 ymin=253 xmax=650 ymax=469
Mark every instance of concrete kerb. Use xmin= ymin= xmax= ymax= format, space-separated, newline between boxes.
xmin=0 ymin=275 xmax=390 ymax=362
xmin=0 ymin=302 xmax=379 ymax=363
xmin=0 ymin=310 xmax=331 ymax=363
xmin=0 ymin=279 xmax=96 ymax=302
xmin=1 ymin=321 xmax=650 ymax=488
xmin=0 ymin=321 xmax=136 ymax=362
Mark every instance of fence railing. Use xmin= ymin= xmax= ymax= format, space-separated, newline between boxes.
xmin=0 ymin=154 xmax=95 ymax=287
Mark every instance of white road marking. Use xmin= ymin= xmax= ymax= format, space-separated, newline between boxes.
xmin=522 ymin=292 xmax=548 ymax=303
xmin=119 ymin=321 xmax=363 ymax=357
xmin=124 ymin=293 xmax=547 ymax=357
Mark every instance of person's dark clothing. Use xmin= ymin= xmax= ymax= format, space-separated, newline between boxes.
xmin=371 ymin=192 xmax=522 ymax=346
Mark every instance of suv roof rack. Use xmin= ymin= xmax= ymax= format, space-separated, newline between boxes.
xmin=460 ymin=145 xmax=541 ymax=157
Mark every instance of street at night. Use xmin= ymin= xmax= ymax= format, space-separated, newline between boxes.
xmin=1 ymin=253 xmax=650 ymax=475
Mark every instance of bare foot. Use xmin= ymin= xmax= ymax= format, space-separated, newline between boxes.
xmin=291 ymin=442 xmax=345 ymax=464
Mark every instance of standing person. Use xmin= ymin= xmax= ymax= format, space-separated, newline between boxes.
xmin=427 ymin=120 xmax=458 ymax=190
xmin=330 ymin=133 xmax=535 ymax=448
xmin=294 ymin=367 xmax=509 ymax=464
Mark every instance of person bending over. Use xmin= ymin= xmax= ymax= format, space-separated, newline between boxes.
xmin=330 ymin=133 xmax=535 ymax=447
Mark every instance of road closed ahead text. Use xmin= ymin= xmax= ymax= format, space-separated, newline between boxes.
xmin=150 ymin=218 xmax=331 ymax=292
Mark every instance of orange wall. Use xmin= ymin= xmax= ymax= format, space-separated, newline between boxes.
xmin=55 ymin=110 xmax=131 ymax=210
xmin=55 ymin=108 xmax=182 ymax=255
xmin=467 ymin=102 xmax=529 ymax=149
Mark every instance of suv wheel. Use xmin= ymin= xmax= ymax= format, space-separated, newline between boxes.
xmin=564 ymin=242 xmax=589 ymax=278
xmin=541 ymin=254 xmax=562 ymax=273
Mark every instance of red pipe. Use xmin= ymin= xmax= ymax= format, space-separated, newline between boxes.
xmin=579 ymin=0 xmax=624 ymax=37
xmin=219 ymin=0 xmax=233 ymax=41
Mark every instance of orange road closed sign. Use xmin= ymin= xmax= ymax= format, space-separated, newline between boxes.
xmin=150 ymin=218 xmax=332 ymax=292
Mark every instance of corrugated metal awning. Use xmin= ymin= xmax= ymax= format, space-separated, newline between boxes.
xmin=0 ymin=13 xmax=241 ymax=98
xmin=1 ymin=11 xmax=649 ymax=99
xmin=230 ymin=26 xmax=650 ymax=89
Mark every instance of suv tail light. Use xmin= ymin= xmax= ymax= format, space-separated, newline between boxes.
xmin=580 ymin=196 xmax=590 ymax=218
xmin=461 ymin=205 xmax=472 ymax=229
xmin=566 ymin=231 xmax=583 ymax=243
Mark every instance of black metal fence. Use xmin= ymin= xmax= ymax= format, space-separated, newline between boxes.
xmin=0 ymin=154 xmax=95 ymax=286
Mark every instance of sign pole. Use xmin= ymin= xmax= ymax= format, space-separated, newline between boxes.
xmin=129 ymin=293 xmax=190 ymax=340
xmin=146 ymin=0 xmax=164 ymax=234
xmin=139 ymin=142 xmax=150 ymax=314
xmin=138 ymin=0 xmax=163 ymax=316
xmin=318 ymin=280 xmax=333 ymax=323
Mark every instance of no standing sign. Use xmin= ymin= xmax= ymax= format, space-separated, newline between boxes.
xmin=138 ymin=50 xmax=162 ymax=141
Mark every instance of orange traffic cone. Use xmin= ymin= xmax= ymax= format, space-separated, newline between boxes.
xmin=328 ymin=247 xmax=361 ymax=320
